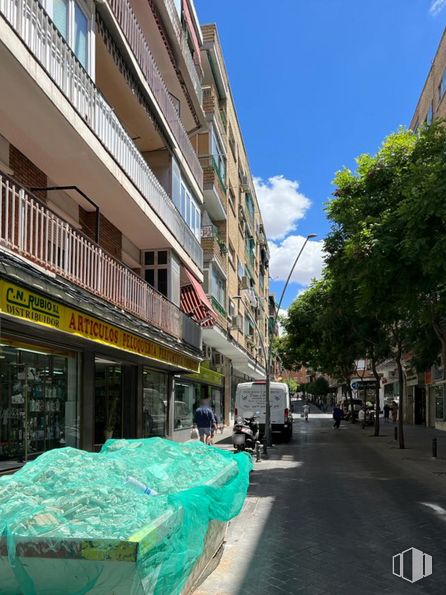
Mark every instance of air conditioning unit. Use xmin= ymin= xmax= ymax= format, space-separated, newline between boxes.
xmin=241 ymin=276 xmax=249 ymax=290
xmin=231 ymin=315 xmax=243 ymax=331
xmin=213 ymin=352 xmax=224 ymax=366
xmin=203 ymin=345 xmax=212 ymax=360
xmin=241 ymin=175 xmax=249 ymax=191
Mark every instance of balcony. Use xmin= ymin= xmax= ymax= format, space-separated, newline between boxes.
xmin=106 ymin=0 xmax=203 ymax=190
xmin=0 ymin=174 xmax=201 ymax=349
xmin=203 ymin=86 xmax=227 ymax=141
xmin=0 ymin=0 xmax=202 ymax=270
xmin=201 ymin=224 xmax=227 ymax=274
xmin=199 ymin=156 xmax=227 ymax=221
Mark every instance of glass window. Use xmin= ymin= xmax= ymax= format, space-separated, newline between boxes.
xmin=158 ymin=269 xmax=168 ymax=297
xmin=172 ymin=159 xmax=181 ymax=212
xmin=0 ymin=341 xmax=79 ymax=469
xmin=145 ymin=269 xmax=155 ymax=287
xmin=144 ymin=251 xmax=155 ymax=266
xmin=157 ymin=251 xmax=168 ymax=265
xmin=143 ymin=368 xmax=168 ymax=437
xmin=439 ymin=69 xmax=446 ymax=101
xmin=174 ymin=382 xmax=200 ymax=430
xmin=211 ymin=128 xmax=226 ymax=182
xmin=53 ymin=0 xmax=69 ymax=40
xmin=426 ymin=102 xmax=433 ymax=125
xmin=74 ymin=3 xmax=88 ymax=67
xmin=434 ymin=384 xmax=445 ymax=420
xmin=210 ymin=387 xmax=224 ymax=425
xmin=211 ymin=266 xmax=225 ymax=308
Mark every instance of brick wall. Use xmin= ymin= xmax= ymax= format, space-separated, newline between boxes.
xmin=9 ymin=145 xmax=47 ymax=201
xmin=79 ymin=207 xmax=122 ymax=260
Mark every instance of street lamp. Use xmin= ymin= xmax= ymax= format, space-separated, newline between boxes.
xmin=235 ymin=233 xmax=316 ymax=452
xmin=264 ymin=233 xmax=317 ymax=448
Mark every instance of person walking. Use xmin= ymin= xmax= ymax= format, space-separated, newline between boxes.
xmin=383 ymin=403 xmax=390 ymax=423
xmin=193 ymin=399 xmax=216 ymax=444
xmin=333 ymin=404 xmax=342 ymax=429
xmin=303 ymin=403 xmax=310 ymax=422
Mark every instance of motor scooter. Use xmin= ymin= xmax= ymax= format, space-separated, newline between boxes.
xmin=232 ymin=412 xmax=260 ymax=452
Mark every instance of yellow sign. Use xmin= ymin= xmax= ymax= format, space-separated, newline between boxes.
xmin=0 ymin=281 xmax=200 ymax=373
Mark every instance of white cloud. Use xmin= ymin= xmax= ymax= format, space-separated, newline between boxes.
xmin=254 ymin=175 xmax=311 ymax=241
xmin=269 ymin=235 xmax=325 ymax=286
xmin=430 ymin=0 xmax=446 ymax=15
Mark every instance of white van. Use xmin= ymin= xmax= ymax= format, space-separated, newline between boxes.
xmin=235 ymin=381 xmax=293 ymax=441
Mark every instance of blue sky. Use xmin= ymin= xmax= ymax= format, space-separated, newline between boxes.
xmin=195 ymin=0 xmax=446 ymax=308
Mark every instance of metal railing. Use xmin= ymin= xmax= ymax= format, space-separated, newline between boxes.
xmin=0 ymin=0 xmax=202 ymax=269
xmin=181 ymin=34 xmax=203 ymax=105
xmin=199 ymin=155 xmax=227 ymax=195
xmin=0 ymin=174 xmax=201 ymax=348
xmin=163 ymin=0 xmax=182 ymax=42
xmin=107 ymin=0 xmax=203 ymax=189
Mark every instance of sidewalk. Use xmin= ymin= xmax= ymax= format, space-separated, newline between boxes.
xmin=353 ymin=419 xmax=446 ymax=482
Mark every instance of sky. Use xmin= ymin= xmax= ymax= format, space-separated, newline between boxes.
xmin=194 ymin=0 xmax=446 ymax=309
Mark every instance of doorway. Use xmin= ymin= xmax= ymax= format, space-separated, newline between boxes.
xmin=414 ymin=386 xmax=426 ymax=425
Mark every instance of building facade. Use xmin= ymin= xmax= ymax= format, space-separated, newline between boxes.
xmin=409 ymin=26 xmax=446 ymax=430
xmin=0 ymin=0 xmax=215 ymax=469
xmin=177 ymin=24 xmax=270 ymax=433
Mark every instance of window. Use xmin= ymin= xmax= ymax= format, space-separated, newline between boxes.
xmin=434 ymin=384 xmax=445 ymax=420
xmin=172 ymin=159 xmax=201 ymax=239
xmin=49 ymin=0 xmax=92 ymax=72
xmin=245 ymin=193 xmax=255 ymax=221
xmin=143 ymin=368 xmax=168 ymax=437
xmin=211 ymin=127 xmax=226 ymax=184
xmin=237 ymin=259 xmax=245 ymax=280
xmin=426 ymin=101 xmax=433 ymax=125
xmin=211 ymin=266 xmax=226 ymax=309
xmin=439 ymin=68 xmax=446 ymax=101
xmin=143 ymin=250 xmax=169 ymax=297
xmin=228 ymin=241 xmax=236 ymax=269
xmin=174 ymin=382 xmax=204 ymax=430
xmin=228 ymin=186 xmax=236 ymax=213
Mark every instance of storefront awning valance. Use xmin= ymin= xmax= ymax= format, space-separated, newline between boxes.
xmin=181 ymin=270 xmax=216 ymax=328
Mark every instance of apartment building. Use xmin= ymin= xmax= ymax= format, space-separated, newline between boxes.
xmin=176 ymin=24 xmax=270 ymax=429
xmin=411 ymin=28 xmax=446 ymax=130
xmin=0 ymin=0 xmax=215 ymax=468
xmin=408 ymin=26 xmax=446 ymax=430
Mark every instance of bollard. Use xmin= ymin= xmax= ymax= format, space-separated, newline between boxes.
xmin=394 ymin=426 xmax=398 ymax=441
xmin=432 ymin=438 xmax=438 ymax=459
xmin=255 ymin=441 xmax=261 ymax=462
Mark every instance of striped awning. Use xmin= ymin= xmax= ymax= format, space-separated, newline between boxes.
xmin=181 ymin=270 xmax=216 ymax=328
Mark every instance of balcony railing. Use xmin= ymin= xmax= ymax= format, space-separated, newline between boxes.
xmin=163 ymin=0 xmax=182 ymax=42
xmin=0 ymin=0 xmax=202 ymax=269
xmin=107 ymin=0 xmax=203 ymax=189
xmin=199 ymin=155 xmax=227 ymax=195
xmin=0 ymin=174 xmax=201 ymax=348
xmin=181 ymin=34 xmax=203 ymax=105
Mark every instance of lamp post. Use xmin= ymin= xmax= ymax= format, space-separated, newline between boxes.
xmin=264 ymin=233 xmax=317 ymax=448
xmin=236 ymin=233 xmax=316 ymax=452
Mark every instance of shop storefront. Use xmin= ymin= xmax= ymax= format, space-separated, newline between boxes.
xmin=172 ymin=365 xmax=225 ymax=442
xmin=0 ymin=338 xmax=79 ymax=469
xmin=0 ymin=277 xmax=201 ymax=469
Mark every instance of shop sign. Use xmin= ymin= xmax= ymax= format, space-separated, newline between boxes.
xmin=0 ymin=281 xmax=199 ymax=373
xmin=184 ymin=364 xmax=224 ymax=386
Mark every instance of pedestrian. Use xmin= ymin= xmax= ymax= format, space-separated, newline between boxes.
xmin=391 ymin=401 xmax=398 ymax=424
xmin=383 ymin=403 xmax=390 ymax=423
xmin=303 ymin=402 xmax=310 ymax=422
xmin=333 ymin=403 xmax=342 ymax=429
xmin=193 ymin=399 xmax=216 ymax=444
xmin=358 ymin=407 xmax=365 ymax=429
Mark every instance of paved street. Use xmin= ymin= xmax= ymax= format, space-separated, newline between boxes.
xmin=196 ymin=409 xmax=446 ymax=595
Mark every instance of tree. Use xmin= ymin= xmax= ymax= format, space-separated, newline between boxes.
xmin=284 ymin=277 xmax=366 ymax=421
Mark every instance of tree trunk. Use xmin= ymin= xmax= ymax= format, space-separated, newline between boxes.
xmin=396 ymin=354 xmax=405 ymax=449
xmin=346 ymin=380 xmax=355 ymax=423
xmin=371 ymin=358 xmax=380 ymax=437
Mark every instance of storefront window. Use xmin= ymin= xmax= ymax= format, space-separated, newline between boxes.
xmin=434 ymin=384 xmax=445 ymax=420
xmin=174 ymin=382 xmax=203 ymax=430
xmin=0 ymin=341 xmax=79 ymax=468
xmin=211 ymin=387 xmax=224 ymax=425
xmin=143 ymin=368 xmax=168 ymax=437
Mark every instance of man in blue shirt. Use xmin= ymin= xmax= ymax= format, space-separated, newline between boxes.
xmin=193 ymin=399 xmax=217 ymax=444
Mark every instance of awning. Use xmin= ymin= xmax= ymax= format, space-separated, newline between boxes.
xmin=181 ymin=270 xmax=216 ymax=328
